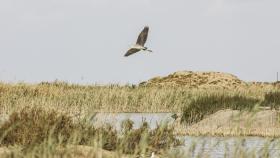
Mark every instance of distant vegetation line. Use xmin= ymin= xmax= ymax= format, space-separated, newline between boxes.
xmin=0 ymin=81 xmax=279 ymax=116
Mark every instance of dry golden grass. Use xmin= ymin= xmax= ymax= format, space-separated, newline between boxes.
xmin=0 ymin=80 xmax=277 ymax=116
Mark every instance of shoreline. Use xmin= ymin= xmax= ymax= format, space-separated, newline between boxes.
xmin=174 ymin=109 xmax=280 ymax=137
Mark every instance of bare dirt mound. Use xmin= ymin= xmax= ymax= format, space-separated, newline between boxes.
xmin=140 ymin=71 xmax=246 ymax=89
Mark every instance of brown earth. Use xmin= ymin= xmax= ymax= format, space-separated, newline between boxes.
xmin=0 ymin=147 xmax=11 ymax=158
xmin=0 ymin=145 xmax=162 ymax=158
xmin=0 ymin=146 xmax=133 ymax=158
xmin=55 ymin=145 xmax=130 ymax=158
xmin=140 ymin=71 xmax=277 ymax=89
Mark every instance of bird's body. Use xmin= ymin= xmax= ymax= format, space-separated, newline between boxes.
xmin=124 ymin=26 xmax=152 ymax=57
xmin=130 ymin=44 xmax=146 ymax=51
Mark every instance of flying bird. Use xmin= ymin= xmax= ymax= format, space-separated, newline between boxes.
xmin=124 ymin=26 xmax=152 ymax=57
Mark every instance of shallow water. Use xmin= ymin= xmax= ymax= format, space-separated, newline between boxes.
xmin=92 ymin=113 xmax=280 ymax=158
xmin=182 ymin=136 xmax=280 ymax=158
xmin=92 ymin=113 xmax=174 ymax=130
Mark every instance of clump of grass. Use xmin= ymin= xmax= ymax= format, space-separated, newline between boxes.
xmin=120 ymin=119 xmax=134 ymax=134
xmin=118 ymin=119 xmax=183 ymax=154
xmin=0 ymin=106 xmax=118 ymax=156
xmin=0 ymin=107 xmax=118 ymax=151
xmin=0 ymin=107 xmax=80 ymax=147
xmin=181 ymin=94 xmax=260 ymax=124
xmin=262 ymin=91 xmax=280 ymax=109
xmin=149 ymin=123 xmax=182 ymax=151
xmin=95 ymin=125 xmax=118 ymax=151
xmin=119 ymin=121 xmax=149 ymax=154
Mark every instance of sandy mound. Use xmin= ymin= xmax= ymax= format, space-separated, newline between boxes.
xmin=175 ymin=109 xmax=280 ymax=137
xmin=141 ymin=71 xmax=246 ymax=89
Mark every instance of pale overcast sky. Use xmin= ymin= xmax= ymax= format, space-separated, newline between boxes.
xmin=0 ymin=0 xmax=279 ymax=84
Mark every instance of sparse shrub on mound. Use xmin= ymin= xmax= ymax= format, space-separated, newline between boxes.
xmin=262 ymin=91 xmax=280 ymax=109
xmin=181 ymin=94 xmax=260 ymax=124
xmin=141 ymin=71 xmax=246 ymax=89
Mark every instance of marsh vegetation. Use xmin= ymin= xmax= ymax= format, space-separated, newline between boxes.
xmin=0 ymin=81 xmax=280 ymax=157
xmin=0 ymin=107 xmax=182 ymax=157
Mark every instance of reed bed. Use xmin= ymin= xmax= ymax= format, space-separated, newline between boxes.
xmin=0 ymin=81 xmax=277 ymax=115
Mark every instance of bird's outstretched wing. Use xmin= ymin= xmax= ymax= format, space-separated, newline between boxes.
xmin=136 ymin=26 xmax=149 ymax=46
xmin=124 ymin=48 xmax=140 ymax=57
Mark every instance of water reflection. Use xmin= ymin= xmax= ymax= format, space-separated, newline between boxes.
xmin=92 ymin=113 xmax=174 ymax=130
xmin=183 ymin=136 xmax=280 ymax=158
